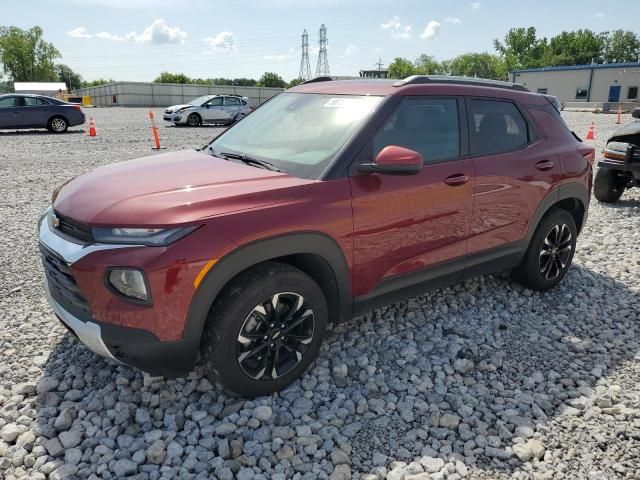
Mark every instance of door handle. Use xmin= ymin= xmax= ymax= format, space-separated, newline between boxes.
xmin=535 ymin=160 xmax=554 ymax=171
xmin=444 ymin=174 xmax=470 ymax=186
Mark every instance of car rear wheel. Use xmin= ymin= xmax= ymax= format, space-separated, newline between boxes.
xmin=201 ymin=262 xmax=327 ymax=397
xmin=512 ymin=209 xmax=577 ymax=291
xmin=187 ymin=113 xmax=202 ymax=127
xmin=594 ymin=168 xmax=626 ymax=203
xmin=48 ymin=116 xmax=68 ymax=133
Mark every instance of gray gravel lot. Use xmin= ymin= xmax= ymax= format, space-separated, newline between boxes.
xmin=0 ymin=108 xmax=639 ymax=480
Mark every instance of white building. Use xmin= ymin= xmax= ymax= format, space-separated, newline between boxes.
xmin=14 ymin=82 xmax=68 ymax=96
xmin=510 ymin=62 xmax=640 ymax=106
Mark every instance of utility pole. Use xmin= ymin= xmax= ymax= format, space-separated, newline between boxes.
xmin=315 ymin=24 xmax=330 ymax=77
xmin=298 ymin=29 xmax=312 ymax=81
xmin=376 ymin=58 xmax=384 ymax=71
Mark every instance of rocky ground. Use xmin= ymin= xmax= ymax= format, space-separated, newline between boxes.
xmin=0 ymin=109 xmax=639 ymax=480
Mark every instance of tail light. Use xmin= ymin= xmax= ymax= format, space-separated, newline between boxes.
xmin=73 ymin=105 xmax=82 ymax=111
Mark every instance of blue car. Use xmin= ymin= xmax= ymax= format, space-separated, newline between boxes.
xmin=0 ymin=94 xmax=86 ymax=133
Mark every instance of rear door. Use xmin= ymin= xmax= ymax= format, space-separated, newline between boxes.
xmin=0 ymin=96 xmax=21 ymax=128
xmin=465 ymin=97 xmax=561 ymax=256
xmin=223 ymin=96 xmax=242 ymax=121
xmin=350 ymin=96 xmax=475 ymax=297
xmin=21 ymin=96 xmax=51 ymax=127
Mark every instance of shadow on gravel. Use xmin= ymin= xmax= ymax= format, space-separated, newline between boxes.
xmin=33 ymin=264 xmax=639 ymax=478
xmin=0 ymin=129 xmax=84 ymax=136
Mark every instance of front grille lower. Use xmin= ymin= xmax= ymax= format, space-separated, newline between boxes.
xmin=54 ymin=211 xmax=93 ymax=243
xmin=40 ymin=243 xmax=91 ymax=322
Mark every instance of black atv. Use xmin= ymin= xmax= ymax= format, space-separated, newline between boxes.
xmin=594 ymin=108 xmax=640 ymax=203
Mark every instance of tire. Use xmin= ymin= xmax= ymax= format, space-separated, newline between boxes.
xmin=512 ymin=209 xmax=577 ymax=291
xmin=594 ymin=168 xmax=625 ymax=203
xmin=201 ymin=262 xmax=328 ymax=397
xmin=186 ymin=113 xmax=202 ymax=127
xmin=48 ymin=116 xmax=68 ymax=133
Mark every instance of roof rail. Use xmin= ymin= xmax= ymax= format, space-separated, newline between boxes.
xmin=301 ymin=76 xmax=335 ymax=84
xmin=394 ymin=75 xmax=529 ymax=92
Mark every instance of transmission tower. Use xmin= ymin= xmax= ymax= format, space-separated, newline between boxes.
xmin=298 ymin=29 xmax=312 ymax=81
xmin=315 ymin=24 xmax=330 ymax=77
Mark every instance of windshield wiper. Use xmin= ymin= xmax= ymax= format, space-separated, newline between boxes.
xmin=219 ymin=152 xmax=283 ymax=172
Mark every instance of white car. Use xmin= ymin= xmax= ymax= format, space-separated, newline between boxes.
xmin=163 ymin=95 xmax=254 ymax=127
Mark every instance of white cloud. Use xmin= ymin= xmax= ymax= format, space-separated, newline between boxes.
xmin=471 ymin=2 xmax=480 ymax=10
xmin=125 ymin=19 xmax=187 ymax=44
xmin=68 ymin=27 xmax=92 ymax=39
xmin=420 ymin=21 xmax=441 ymax=40
xmin=204 ymin=31 xmax=236 ymax=53
xmin=94 ymin=31 xmax=124 ymax=41
xmin=381 ymin=16 xmax=412 ymax=39
xmin=344 ymin=44 xmax=359 ymax=56
xmin=264 ymin=48 xmax=294 ymax=61
xmin=444 ymin=17 xmax=461 ymax=24
xmin=592 ymin=12 xmax=605 ymax=18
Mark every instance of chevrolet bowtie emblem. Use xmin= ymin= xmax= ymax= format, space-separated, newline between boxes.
xmin=52 ymin=214 xmax=60 ymax=228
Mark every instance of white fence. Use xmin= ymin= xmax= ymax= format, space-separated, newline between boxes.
xmin=72 ymin=82 xmax=284 ymax=107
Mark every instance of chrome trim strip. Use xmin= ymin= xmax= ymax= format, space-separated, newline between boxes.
xmin=38 ymin=207 xmax=138 ymax=264
xmin=44 ymin=281 xmax=120 ymax=362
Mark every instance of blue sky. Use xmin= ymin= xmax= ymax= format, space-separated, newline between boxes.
xmin=5 ymin=0 xmax=640 ymax=81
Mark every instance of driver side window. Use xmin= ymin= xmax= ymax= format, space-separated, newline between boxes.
xmin=207 ymin=97 xmax=223 ymax=107
xmin=0 ymin=97 xmax=17 ymax=108
xmin=374 ymin=98 xmax=460 ymax=164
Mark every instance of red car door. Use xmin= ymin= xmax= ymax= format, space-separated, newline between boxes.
xmin=350 ymin=97 xmax=475 ymax=297
xmin=465 ymin=98 xmax=561 ymax=256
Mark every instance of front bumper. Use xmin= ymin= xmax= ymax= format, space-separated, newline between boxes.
xmin=38 ymin=209 xmax=198 ymax=377
xmin=598 ymin=159 xmax=640 ymax=173
xmin=163 ymin=112 xmax=185 ymax=123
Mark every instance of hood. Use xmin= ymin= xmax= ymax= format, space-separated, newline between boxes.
xmin=54 ymin=150 xmax=314 ymax=226
xmin=610 ymin=119 xmax=640 ymax=141
xmin=166 ymin=104 xmax=195 ymax=112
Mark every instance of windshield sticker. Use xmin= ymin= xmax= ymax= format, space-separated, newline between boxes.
xmin=324 ymin=98 xmax=364 ymax=108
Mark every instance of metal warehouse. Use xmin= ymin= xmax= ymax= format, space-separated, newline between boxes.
xmin=511 ymin=62 xmax=640 ymax=107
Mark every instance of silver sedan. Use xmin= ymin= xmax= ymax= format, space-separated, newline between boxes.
xmin=163 ymin=94 xmax=254 ymax=127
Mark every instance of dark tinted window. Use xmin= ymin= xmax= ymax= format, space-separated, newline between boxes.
xmin=207 ymin=97 xmax=223 ymax=107
xmin=374 ymin=98 xmax=460 ymax=163
xmin=469 ymin=99 xmax=528 ymax=156
xmin=23 ymin=97 xmax=39 ymax=106
xmin=0 ymin=96 xmax=17 ymax=107
xmin=628 ymin=87 xmax=638 ymax=100
xmin=575 ymin=87 xmax=588 ymax=99
xmin=37 ymin=97 xmax=51 ymax=105
xmin=225 ymin=96 xmax=240 ymax=106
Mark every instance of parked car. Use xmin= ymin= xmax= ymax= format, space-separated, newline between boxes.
xmin=39 ymin=76 xmax=594 ymax=396
xmin=0 ymin=94 xmax=85 ymax=133
xmin=593 ymin=108 xmax=640 ymax=203
xmin=163 ymin=94 xmax=254 ymax=127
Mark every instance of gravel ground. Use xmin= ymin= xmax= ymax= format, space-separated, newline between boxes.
xmin=0 ymin=108 xmax=639 ymax=480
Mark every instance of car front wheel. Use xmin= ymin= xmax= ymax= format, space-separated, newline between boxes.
xmin=201 ymin=262 xmax=327 ymax=397
xmin=187 ymin=113 xmax=202 ymax=127
xmin=512 ymin=209 xmax=577 ymax=291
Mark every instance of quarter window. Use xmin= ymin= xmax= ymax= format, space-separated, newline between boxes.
xmin=628 ymin=86 xmax=638 ymax=100
xmin=225 ymin=96 xmax=241 ymax=106
xmin=468 ymin=99 xmax=529 ymax=157
xmin=374 ymin=98 xmax=460 ymax=163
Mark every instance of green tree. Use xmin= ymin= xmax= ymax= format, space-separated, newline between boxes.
xmin=545 ymin=29 xmax=605 ymax=66
xmin=602 ymin=30 xmax=640 ymax=63
xmin=387 ymin=57 xmax=417 ymax=79
xmin=82 ymin=78 xmax=114 ymax=87
xmin=288 ymin=77 xmax=304 ymax=88
xmin=449 ymin=53 xmax=507 ymax=80
xmin=414 ymin=54 xmax=444 ymax=75
xmin=258 ymin=72 xmax=286 ymax=88
xmin=154 ymin=71 xmax=192 ymax=83
xmin=0 ymin=26 xmax=60 ymax=81
xmin=493 ymin=27 xmax=547 ymax=71
xmin=55 ymin=64 xmax=83 ymax=90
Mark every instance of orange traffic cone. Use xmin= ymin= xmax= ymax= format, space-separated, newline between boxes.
xmin=616 ymin=105 xmax=622 ymax=125
xmin=585 ymin=121 xmax=595 ymax=141
xmin=88 ymin=116 xmax=97 ymax=137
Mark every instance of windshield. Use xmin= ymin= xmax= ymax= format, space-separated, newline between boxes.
xmin=206 ymin=92 xmax=384 ymax=178
xmin=188 ymin=95 xmax=212 ymax=106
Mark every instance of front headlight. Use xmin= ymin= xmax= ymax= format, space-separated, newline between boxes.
xmin=92 ymin=226 xmax=198 ymax=246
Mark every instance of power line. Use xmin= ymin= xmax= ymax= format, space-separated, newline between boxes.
xmin=315 ymin=24 xmax=330 ymax=77
xmin=298 ymin=29 xmax=312 ymax=81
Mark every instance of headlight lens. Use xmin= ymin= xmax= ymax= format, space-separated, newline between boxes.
xmin=92 ymin=226 xmax=197 ymax=246
xmin=108 ymin=269 xmax=149 ymax=302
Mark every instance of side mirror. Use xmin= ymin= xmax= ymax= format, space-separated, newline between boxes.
xmin=357 ymin=145 xmax=423 ymax=175
xmin=633 ymin=108 xmax=640 ymax=120
xmin=205 ymin=104 xmax=210 ymax=109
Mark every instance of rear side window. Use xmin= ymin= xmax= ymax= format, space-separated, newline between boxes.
xmin=374 ymin=98 xmax=460 ymax=164
xmin=225 ymin=96 xmax=241 ymax=106
xmin=37 ymin=97 xmax=51 ymax=105
xmin=468 ymin=99 xmax=528 ymax=157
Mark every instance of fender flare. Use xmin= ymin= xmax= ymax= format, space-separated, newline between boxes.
xmin=525 ymin=182 xmax=590 ymax=242
xmin=183 ymin=232 xmax=352 ymax=342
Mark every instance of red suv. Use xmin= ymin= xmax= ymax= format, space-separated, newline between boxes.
xmin=39 ymin=76 xmax=594 ymax=396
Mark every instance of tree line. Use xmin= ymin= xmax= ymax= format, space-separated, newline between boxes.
xmin=153 ymin=71 xmax=291 ymax=88
xmin=388 ymin=27 xmax=640 ymax=80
